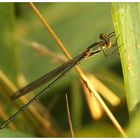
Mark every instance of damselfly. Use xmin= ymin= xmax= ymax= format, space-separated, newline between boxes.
xmin=0 ymin=31 xmax=116 ymax=129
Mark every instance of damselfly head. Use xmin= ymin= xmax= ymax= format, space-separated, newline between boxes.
xmin=99 ymin=33 xmax=106 ymax=40
xmin=100 ymin=32 xmax=120 ymax=56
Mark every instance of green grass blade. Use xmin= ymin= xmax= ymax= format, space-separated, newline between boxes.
xmin=111 ymin=1 xmax=140 ymax=125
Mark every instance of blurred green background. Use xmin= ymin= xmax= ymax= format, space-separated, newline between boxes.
xmin=0 ymin=3 xmax=128 ymax=137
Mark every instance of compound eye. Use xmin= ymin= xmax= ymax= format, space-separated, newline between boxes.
xmin=99 ymin=33 xmax=106 ymax=40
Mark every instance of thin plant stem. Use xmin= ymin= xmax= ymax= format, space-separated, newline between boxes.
xmin=65 ymin=94 xmax=75 ymax=138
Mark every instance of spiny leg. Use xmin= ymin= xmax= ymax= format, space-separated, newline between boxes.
xmin=100 ymin=46 xmax=108 ymax=57
xmin=112 ymin=34 xmax=120 ymax=47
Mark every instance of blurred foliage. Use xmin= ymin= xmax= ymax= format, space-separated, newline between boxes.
xmin=0 ymin=129 xmax=31 ymax=138
xmin=0 ymin=3 xmax=129 ymax=137
xmin=0 ymin=3 xmax=18 ymax=83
